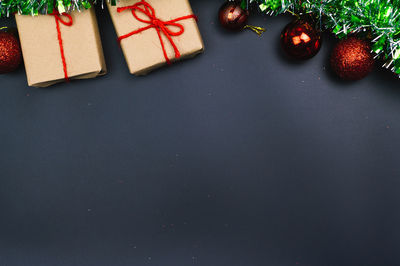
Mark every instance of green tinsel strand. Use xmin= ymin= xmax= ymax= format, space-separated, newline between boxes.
xmin=254 ymin=0 xmax=400 ymax=76
xmin=0 ymin=0 xmax=92 ymax=17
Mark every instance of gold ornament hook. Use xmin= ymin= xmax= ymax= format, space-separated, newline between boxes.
xmin=243 ymin=25 xmax=266 ymax=36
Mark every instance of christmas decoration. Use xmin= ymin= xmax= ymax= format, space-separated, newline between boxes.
xmin=0 ymin=0 xmax=92 ymax=17
xmin=0 ymin=28 xmax=22 ymax=74
xmin=330 ymin=37 xmax=374 ymax=81
xmin=218 ymin=1 xmax=249 ymax=31
xmin=107 ymin=0 xmax=204 ymax=75
xmin=254 ymin=0 xmax=400 ymax=77
xmin=15 ymin=9 xmax=106 ymax=87
xmin=218 ymin=1 xmax=266 ymax=36
xmin=280 ymin=19 xmax=321 ymax=60
xmin=0 ymin=0 xmax=398 ymax=86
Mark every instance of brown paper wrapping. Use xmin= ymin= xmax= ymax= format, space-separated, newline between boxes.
xmin=15 ymin=8 xmax=107 ymax=87
xmin=107 ymin=0 xmax=204 ymax=75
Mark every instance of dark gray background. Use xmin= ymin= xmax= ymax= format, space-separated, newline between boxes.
xmin=1 ymin=1 xmax=400 ymax=265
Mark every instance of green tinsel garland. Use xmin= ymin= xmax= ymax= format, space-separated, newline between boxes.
xmin=252 ymin=0 xmax=400 ymax=76
xmin=0 ymin=0 xmax=92 ymax=17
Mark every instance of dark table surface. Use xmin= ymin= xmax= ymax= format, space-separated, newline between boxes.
xmin=1 ymin=1 xmax=400 ymax=265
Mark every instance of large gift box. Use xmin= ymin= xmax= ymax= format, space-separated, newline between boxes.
xmin=15 ymin=8 xmax=107 ymax=87
xmin=107 ymin=0 xmax=204 ymax=75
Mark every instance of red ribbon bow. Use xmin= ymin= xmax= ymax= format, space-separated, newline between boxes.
xmin=50 ymin=10 xmax=73 ymax=81
xmin=117 ymin=0 xmax=197 ymax=64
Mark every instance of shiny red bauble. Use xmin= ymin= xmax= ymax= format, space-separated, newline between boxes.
xmin=0 ymin=30 xmax=22 ymax=74
xmin=218 ymin=1 xmax=249 ymax=31
xmin=281 ymin=19 xmax=322 ymax=60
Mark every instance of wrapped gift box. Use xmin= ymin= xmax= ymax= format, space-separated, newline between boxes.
xmin=15 ymin=8 xmax=107 ymax=87
xmin=107 ymin=0 xmax=204 ymax=75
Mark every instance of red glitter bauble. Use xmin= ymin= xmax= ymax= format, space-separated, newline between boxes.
xmin=330 ymin=37 xmax=374 ymax=81
xmin=0 ymin=30 xmax=22 ymax=74
xmin=218 ymin=1 xmax=249 ymax=31
xmin=281 ymin=19 xmax=322 ymax=60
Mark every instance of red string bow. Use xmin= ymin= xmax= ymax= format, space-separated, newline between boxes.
xmin=117 ymin=0 xmax=197 ymax=64
xmin=50 ymin=10 xmax=73 ymax=81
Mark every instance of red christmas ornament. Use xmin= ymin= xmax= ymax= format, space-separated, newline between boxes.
xmin=0 ymin=29 xmax=22 ymax=74
xmin=330 ymin=37 xmax=374 ymax=81
xmin=280 ymin=19 xmax=322 ymax=60
xmin=218 ymin=1 xmax=249 ymax=31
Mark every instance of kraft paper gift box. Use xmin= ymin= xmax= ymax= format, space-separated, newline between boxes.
xmin=15 ymin=8 xmax=107 ymax=87
xmin=107 ymin=0 xmax=204 ymax=75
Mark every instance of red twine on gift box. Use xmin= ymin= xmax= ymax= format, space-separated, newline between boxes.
xmin=117 ymin=0 xmax=197 ymax=64
xmin=50 ymin=10 xmax=73 ymax=82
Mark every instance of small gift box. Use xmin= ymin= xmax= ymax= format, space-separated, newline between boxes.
xmin=107 ymin=0 xmax=204 ymax=75
xmin=15 ymin=8 xmax=107 ymax=87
